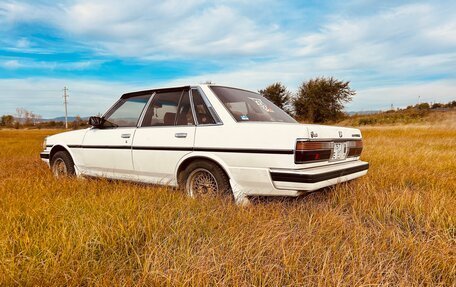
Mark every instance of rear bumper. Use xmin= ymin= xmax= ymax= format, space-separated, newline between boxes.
xmin=271 ymin=162 xmax=369 ymax=183
xmin=270 ymin=160 xmax=369 ymax=191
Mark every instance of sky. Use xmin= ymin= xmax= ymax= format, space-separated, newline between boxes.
xmin=0 ymin=0 xmax=455 ymax=118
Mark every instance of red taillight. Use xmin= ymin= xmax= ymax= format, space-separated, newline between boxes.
xmin=295 ymin=141 xmax=332 ymax=150
xmin=295 ymin=141 xmax=332 ymax=164
xmin=347 ymin=140 xmax=363 ymax=157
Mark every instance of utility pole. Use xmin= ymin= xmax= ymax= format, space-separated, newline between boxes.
xmin=63 ymin=86 xmax=69 ymax=129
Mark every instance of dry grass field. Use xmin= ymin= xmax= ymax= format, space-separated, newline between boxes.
xmin=0 ymin=123 xmax=455 ymax=286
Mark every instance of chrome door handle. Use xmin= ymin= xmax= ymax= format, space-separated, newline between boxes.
xmin=121 ymin=134 xmax=131 ymax=138
xmin=175 ymin=133 xmax=187 ymax=138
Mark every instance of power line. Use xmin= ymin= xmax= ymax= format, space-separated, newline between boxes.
xmin=63 ymin=86 xmax=69 ymax=129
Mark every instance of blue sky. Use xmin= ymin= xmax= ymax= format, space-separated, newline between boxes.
xmin=1 ymin=0 xmax=455 ymax=117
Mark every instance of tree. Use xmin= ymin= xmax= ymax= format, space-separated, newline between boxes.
xmin=293 ymin=77 xmax=355 ymax=123
xmin=15 ymin=107 xmax=41 ymax=126
xmin=258 ymin=82 xmax=292 ymax=113
xmin=16 ymin=108 xmax=26 ymax=123
xmin=1 ymin=115 xmax=14 ymax=127
xmin=416 ymin=103 xmax=430 ymax=110
xmin=72 ymin=115 xmax=82 ymax=130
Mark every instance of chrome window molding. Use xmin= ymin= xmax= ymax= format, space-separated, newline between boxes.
xmin=190 ymin=86 xmax=223 ymax=126
xmin=137 ymin=92 xmax=156 ymax=128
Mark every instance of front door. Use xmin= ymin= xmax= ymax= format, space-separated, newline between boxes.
xmin=80 ymin=94 xmax=151 ymax=179
xmin=132 ymin=89 xmax=195 ymax=185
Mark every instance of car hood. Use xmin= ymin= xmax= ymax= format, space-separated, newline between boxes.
xmin=46 ymin=129 xmax=89 ymax=146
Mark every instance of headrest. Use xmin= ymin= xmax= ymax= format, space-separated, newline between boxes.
xmin=163 ymin=112 xmax=176 ymax=125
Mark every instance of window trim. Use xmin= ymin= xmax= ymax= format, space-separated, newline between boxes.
xmin=190 ymin=86 xmax=223 ymax=126
xmin=173 ymin=89 xmax=196 ymax=126
xmin=136 ymin=92 xmax=156 ymax=128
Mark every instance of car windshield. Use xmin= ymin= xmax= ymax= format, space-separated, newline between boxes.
xmin=210 ymin=86 xmax=297 ymax=123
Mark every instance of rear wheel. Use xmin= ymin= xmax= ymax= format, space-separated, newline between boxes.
xmin=180 ymin=160 xmax=233 ymax=200
xmin=50 ymin=151 xmax=75 ymax=177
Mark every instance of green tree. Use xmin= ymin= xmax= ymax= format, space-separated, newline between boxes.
xmin=293 ymin=77 xmax=355 ymax=123
xmin=416 ymin=103 xmax=430 ymax=110
xmin=258 ymin=82 xmax=291 ymax=113
xmin=0 ymin=115 xmax=14 ymax=127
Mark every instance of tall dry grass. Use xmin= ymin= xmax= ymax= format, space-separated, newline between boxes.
xmin=0 ymin=126 xmax=455 ymax=286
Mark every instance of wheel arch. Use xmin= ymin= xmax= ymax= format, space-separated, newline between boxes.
xmin=49 ymin=144 xmax=74 ymax=163
xmin=176 ymin=153 xmax=233 ymax=182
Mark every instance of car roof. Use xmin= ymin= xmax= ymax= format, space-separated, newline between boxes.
xmin=121 ymin=85 xmax=192 ymax=99
xmin=120 ymin=84 xmax=260 ymax=99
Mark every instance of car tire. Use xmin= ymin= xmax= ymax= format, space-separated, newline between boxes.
xmin=50 ymin=151 xmax=76 ymax=177
xmin=180 ymin=160 xmax=234 ymax=200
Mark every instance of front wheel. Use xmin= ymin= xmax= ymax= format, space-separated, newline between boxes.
xmin=50 ymin=151 xmax=76 ymax=177
xmin=180 ymin=160 xmax=233 ymax=200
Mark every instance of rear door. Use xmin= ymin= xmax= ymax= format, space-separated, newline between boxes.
xmin=80 ymin=94 xmax=151 ymax=179
xmin=132 ymin=88 xmax=196 ymax=185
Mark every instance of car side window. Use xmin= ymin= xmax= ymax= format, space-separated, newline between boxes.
xmin=104 ymin=95 xmax=150 ymax=127
xmin=141 ymin=90 xmax=194 ymax=127
xmin=176 ymin=90 xmax=195 ymax=126
xmin=191 ymin=89 xmax=216 ymax=125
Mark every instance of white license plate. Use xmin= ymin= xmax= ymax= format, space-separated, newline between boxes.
xmin=331 ymin=142 xmax=348 ymax=160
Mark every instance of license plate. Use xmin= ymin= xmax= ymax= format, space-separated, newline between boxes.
xmin=331 ymin=142 xmax=348 ymax=161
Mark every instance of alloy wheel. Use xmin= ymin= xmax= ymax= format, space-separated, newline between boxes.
xmin=186 ymin=168 xmax=219 ymax=197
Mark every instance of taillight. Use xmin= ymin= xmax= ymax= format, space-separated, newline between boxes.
xmin=295 ymin=141 xmax=332 ymax=164
xmin=295 ymin=140 xmax=363 ymax=164
xmin=347 ymin=140 xmax=363 ymax=157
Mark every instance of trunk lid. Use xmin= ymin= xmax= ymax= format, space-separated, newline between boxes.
xmin=304 ymin=124 xmax=362 ymax=140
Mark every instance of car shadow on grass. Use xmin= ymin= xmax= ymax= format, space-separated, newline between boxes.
xmin=248 ymin=186 xmax=336 ymax=205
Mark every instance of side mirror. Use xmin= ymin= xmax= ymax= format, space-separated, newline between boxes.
xmin=88 ymin=116 xmax=104 ymax=128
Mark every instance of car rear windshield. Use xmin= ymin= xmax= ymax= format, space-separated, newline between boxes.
xmin=210 ymin=86 xmax=296 ymax=123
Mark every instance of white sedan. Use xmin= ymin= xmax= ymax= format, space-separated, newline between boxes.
xmin=40 ymin=84 xmax=368 ymax=204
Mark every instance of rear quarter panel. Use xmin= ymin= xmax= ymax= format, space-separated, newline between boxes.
xmin=193 ymin=123 xmax=306 ymax=169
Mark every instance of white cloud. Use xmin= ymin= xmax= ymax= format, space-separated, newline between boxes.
xmin=0 ymin=1 xmax=455 ymax=114
xmin=2 ymin=60 xmax=22 ymax=69
xmin=291 ymin=3 xmax=456 ymax=76
xmin=16 ymin=37 xmax=30 ymax=48
xmin=1 ymin=0 xmax=285 ymax=59
xmin=0 ymin=58 xmax=105 ymax=70
xmin=2 ymin=1 xmax=456 ymax=67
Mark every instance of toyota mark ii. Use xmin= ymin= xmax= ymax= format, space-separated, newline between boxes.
xmin=40 ymin=85 xmax=369 ymax=204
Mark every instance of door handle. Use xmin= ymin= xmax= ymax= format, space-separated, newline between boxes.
xmin=121 ymin=134 xmax=131 ymax=138
xmin=175 ymin=133 xmax=187 ymax=138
